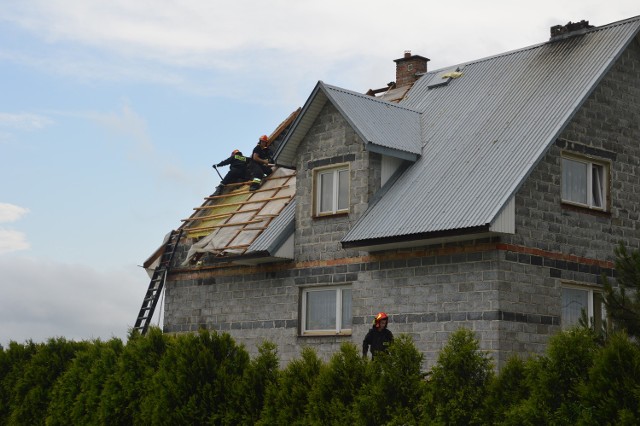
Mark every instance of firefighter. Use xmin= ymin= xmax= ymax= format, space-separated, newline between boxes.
xmin=212 ymin=149 xmax=250 ymax=196
xmin=249 ymin=134 xmax=274 ymax=191
xmin=362 ymin=312 xmax=394 ymax=359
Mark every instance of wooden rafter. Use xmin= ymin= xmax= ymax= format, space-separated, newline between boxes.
xmin=193 ymin=195 xmax=291 ymax=210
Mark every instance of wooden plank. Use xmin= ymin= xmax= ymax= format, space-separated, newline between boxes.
xmin=205 ymin=184 xmax=290 ymax=200
xmin=193 ymin=195 xmax=292 ymax=210
xmin=181 ymin=208 xmax=262 ymax=222
xmin=186 ymin=219 xmax=264 ymax=233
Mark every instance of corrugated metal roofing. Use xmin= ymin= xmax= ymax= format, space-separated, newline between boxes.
xmin=248 ymin=198 xmax=296 ymax=254
xmin=323 ymin=84 xmax=422 ymax=159
xmin=343 ymin=16 xmax=640 ymax=243
xmin=275 ymin=82 xmax=422 ymax=165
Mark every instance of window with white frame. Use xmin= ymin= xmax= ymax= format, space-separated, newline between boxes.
xmin=561 ymin=284 xmax=605 ymax=330
xmin=301 ymin=286 xmax=352 ymax=335
xmin=561 ymin=154 xmax=608 ymax=210
xmin=314 ymin=164 xmax=349 ymax=216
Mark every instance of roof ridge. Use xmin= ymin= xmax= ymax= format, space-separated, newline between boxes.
xmin=423 ymin=14 xmax=640 ymax=76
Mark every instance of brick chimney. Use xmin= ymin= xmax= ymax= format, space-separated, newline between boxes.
xmin=550 ymin=20 xmax=594 ymax=40
xmin=394 ymin=51 xmax=430 ymax=88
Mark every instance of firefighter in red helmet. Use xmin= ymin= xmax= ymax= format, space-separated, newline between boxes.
xmin=249 ymin=134 xmax=274 ymax=191
xmin=362 ymin=312 xmax=394 ymax=358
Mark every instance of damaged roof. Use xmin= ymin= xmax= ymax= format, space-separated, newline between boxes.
xmin=180 ymin=166 xmax=296 ymax=265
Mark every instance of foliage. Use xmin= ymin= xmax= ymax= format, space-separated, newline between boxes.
xmin=258 ymin=346 xmax=322 ymax=426
xmin=483 ymin=356 xmax=529 ymax=422
xmin=306 ymin=343 xmax=367 ymax=426
xmin=46 ymin=338 xmax=123 ymax=425
xmin=3 ymin=323 xmax=640 ymax=425
xmin=8 ymin=337 xmax=89 ymax=426
xmin=139 ymin=329 xmax=250 ymax=425
xmin=503 ymin=328 xmax=599 ymax=425
xmin=577 ymin=331 xmax=640 ymax=424
xmin=238 ymin=340 xmax=280 ymax=425
xmin=603 ymin=242 xmax=640 ymax=338
xmin=0 ymin=340 xmax=38 ymax=424
xmin=98 ymin=327 xmax=169 ymax=426
xmin=424 ymin=328 xmax=494 ymax=426
xmin=354 ymin=334 xmax=426 ymax=426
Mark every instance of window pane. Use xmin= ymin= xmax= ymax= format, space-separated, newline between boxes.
xmin=341 ymin=289 xmax=352 ymax=329
xmin=319 ymin=172 xmax=334 ymax=213
xmin=592 ymin=164 xmax=604 ymax=208
xmin=338 ymin=169 xmax=349 ymax=211
xmin=562 ymin=287 xmax=588 ymax=329
xmin=562 ymin=158 xmax=587 ymax=204
xmin=306 ymin=290 xmax=336 ymax=330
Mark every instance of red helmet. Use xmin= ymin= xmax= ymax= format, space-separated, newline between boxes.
xmin=373 ymin=312 xmax=389 ymax=327
xmin=232 ymin=149 xmax=240 ymax=155
xmin=259 ymin=134 xmax=269 ymax=143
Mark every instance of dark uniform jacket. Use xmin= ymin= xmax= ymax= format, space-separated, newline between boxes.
xmin=217 ymin=153 xmax=248 ymax=170
xmin=362 ymin=327 xmax=394 ymax=358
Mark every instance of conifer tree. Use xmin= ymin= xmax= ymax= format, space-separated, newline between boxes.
xmin=425 ymin=328 xmax=493 ymax=425
xmin=603 ymin=243 xmax=640 ymax=338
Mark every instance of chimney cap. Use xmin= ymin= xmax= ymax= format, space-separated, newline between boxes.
xmin=550 ymin=20 xmax=594 ymax=40
xmin=394 ymin=52 xmax=430 ymax=64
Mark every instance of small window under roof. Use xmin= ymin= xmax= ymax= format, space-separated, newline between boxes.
xmin=427 ymin=66 xmax=464 ymax=89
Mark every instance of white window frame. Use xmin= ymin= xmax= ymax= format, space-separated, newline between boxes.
xmin=313 ymin=164 xmax=350 ymax=216
xmin=561 ymin=153 xmax=609 ymax=211
xmin=561 ymin=283 xmax=605 ymax=330
xmin=300 ymin=285 xmax=352 ymax=336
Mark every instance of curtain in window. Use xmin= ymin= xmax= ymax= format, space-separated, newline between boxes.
xmin=319 ymin=173 xmax=334 ymax=213
xmin=561 ymin=287 xmax=588 ymax=329
xmin=341 ymin=289 xmax=352 ymax=329
xmin=338 ymin=169 xmax=349 ymax=211
xmin=306 ymin=290 xmax=336 ymax=330
xmin=562 ymin=158 xmax=587 ymax=204
xmin=592 ymin=164 xmax=603 ymax=207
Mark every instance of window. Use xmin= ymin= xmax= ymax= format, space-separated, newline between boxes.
xmin=301 ymin=286 xmax=352 ymax=335
xmin=561 ymin=155 xmax=608 ymax=210
xmin=314 ymin=165 xmax=349 ymax=216
xmin=561 ymin=284 xmax=605 ymax=330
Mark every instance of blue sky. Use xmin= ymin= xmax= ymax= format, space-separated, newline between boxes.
xmin=1 ymin=1 xmax=638 ymax=347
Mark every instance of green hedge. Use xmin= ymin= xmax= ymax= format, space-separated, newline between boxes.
xmin=1 ymin=327 xmax=639 ymax=425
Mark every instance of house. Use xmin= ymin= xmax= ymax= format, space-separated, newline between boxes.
xmin=142 ymin=16 xmax=640 ymax=368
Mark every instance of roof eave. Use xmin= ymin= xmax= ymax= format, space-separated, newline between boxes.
xmin=341 ymin=225 xmax=492 ymax=251
xmin=365 ymin=142 xmax=419 ymax=162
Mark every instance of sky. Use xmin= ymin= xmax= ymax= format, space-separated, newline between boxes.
xmin=1 ymin=1 xmax=638 ymax=348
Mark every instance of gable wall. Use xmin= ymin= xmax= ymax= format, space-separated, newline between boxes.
xmin=294 ymin=101 xmax=380 ymax=262
xmin=497 ymin=35 xmax=640 ymax=342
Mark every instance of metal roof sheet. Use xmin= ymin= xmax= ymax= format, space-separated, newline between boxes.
xmin=274 ymin=82 xmax=422 ymax=165
xmin=343 ymin=16 xmax=640 ymax=244
xmin=248 ymin=198 xmax=296 ymax=254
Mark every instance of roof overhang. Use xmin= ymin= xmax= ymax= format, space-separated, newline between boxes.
xmin=341 ymin=225 xmax=493 ymax=252
xmin=365 ymin=141 xmax=419 ymax=162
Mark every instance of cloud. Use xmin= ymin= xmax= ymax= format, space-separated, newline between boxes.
xmin=0 ymin=256 xmax=150 ymax=347
xmin=0 ymin=204 xmax=30 ymax=254
xmin=0 ymin=203 xmax=30 ymax=222
xmin=0 ymin=112 xmax=53 ymax=130
xmin=3 ymin=1 xmax=638 ymax=102
xmin=0 ymin=229 xmax=30 ymax=254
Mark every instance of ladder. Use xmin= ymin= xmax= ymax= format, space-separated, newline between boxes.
xmin=134 ymin=229 xmax=183 ymax=335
